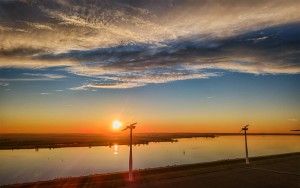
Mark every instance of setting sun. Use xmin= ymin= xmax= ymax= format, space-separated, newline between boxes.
xmin=112 ymin=120 xmax=122 ymax=130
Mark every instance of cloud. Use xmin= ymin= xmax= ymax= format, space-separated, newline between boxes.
xmin=52 ymin=23 xmax=300 ymax=89
xmin=0 ymin=0 xmax=300 ymax=89
xmin=0 ymin=82 xmax=9 ymax=87
xmin=70 ymin=82 xmax=145 ymax=90
xmin=0 ymin=47 xmax=45 ymax=57
xmin=0 ymin=73 xmax=65 ymax=81
xmin=22 ymin=73 xmax=65 ymax=79
xmin=70 ymin=71 xmax=218 ymax=90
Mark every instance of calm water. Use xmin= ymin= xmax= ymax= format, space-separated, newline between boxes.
xmin=0 ymin=135 xmax=299 ymax=185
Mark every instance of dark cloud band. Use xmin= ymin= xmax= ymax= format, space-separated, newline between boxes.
xmin=1 ymin=0 xmax=300 ymax=89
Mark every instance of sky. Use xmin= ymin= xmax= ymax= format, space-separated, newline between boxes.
xmin=0 ymin=0 xmax=299 ymax=133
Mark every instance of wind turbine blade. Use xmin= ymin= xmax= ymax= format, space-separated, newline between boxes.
xmin=130 ymin=122 xmax=137 ymax=126
xmin=122 ymin=127 xmax=129 ymax=131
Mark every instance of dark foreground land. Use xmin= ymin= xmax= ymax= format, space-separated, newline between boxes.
xmin=4 ymin=152 xmax=300 ymax=188
xmin=1 ymin=133 xmax=299 ymax=150
xmin=0 ymin=133 xmax=215 ymax=149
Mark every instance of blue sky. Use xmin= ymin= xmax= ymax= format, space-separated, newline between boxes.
xmin=0 ymin=0 xmax=299 ymax=133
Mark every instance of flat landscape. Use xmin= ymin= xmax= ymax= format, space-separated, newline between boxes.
xmin=0 ymin=133 xmax=214 ymax=149
xmin=1 ymin=133 xmax=299 ymax=150
xmin=5 ymin=152 xmax=300 ymax=188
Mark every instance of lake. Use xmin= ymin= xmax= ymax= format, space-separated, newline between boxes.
xmin=0 ymin=135 xmax=299 ymax=185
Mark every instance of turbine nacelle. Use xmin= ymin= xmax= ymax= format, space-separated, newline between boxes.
xmin=122 ymin=122 xmax=137 ymax=131
xmin=241 ymin=124 xmax=249 ymax=132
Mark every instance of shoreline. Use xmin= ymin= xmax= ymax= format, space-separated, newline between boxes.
xmin=1 ymin=133 xmax=299 ymax=150
xmin=4 ymin=152 xmax=300 ymax=187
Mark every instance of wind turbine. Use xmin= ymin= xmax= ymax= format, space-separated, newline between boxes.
xmin=241 ymin=124 xmax=250 ymax=164
xmin=122 ymin=122 xmax=137 ymax=182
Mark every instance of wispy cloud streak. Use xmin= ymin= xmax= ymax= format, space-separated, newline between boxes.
xmin=0 ymin=0 xmax=300 ymax=89
xmin=0 ymin=73 xmax=65 ymax=81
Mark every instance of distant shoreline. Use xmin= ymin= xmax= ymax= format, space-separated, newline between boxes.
xmin=0 ymin=133 xmax=299 ymax=150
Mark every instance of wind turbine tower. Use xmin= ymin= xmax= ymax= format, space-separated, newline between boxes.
xmin=241 ymin=125 xmax=250 ymax=164
xmin=123 ymin=122 xmax=137 ymax=182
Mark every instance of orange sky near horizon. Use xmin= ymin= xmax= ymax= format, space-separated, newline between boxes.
xmin=1 ymin=85 xmax=299 ymax=134
xmin=0 ymin=114 xmax=298 ymax=134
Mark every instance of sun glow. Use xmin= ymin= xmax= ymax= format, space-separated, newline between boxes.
xmin=113 ymin=144 xmax=119 ymax=155
xmin=112 ymin=120 xmax=122 ymax=130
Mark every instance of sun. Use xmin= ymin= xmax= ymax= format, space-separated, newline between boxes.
xmin=112 ymin=120 xmax=122 ymax=130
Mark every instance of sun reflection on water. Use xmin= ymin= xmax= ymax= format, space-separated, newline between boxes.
xmin=113 ymin=144 xmax=119 ymax=155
